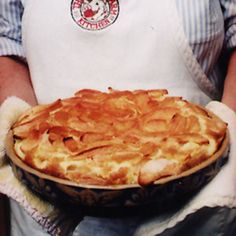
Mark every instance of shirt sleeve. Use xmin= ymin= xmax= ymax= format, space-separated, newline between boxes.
xmin=220 ymin=0 xmax=236 ymax=50
xmin=0 ymin=0 xmax=25 ymax=58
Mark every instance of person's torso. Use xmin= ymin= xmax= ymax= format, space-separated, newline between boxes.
xmin=12 ymin=1 xmax=226 ymax=236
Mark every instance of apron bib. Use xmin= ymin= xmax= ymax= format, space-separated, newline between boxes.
xmin=22 ymin=0 xmax=219 ymax=105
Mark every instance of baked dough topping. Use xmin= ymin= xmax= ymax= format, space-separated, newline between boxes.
xmin=12 ymin=89 xmax=227 ymax=186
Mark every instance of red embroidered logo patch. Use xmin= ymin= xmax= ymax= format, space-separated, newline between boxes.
xmin=71 ymin=0 xmax=119 ymax=30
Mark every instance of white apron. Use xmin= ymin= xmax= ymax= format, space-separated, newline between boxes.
xmin=11 ymin=0 xmax=227 ymax=235
xmin=21 ymin=0 xmax=219 ymax=105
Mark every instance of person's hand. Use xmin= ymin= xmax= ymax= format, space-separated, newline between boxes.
xmin=0 ymin=97 xmax=82 ymax=236
xmin=0 ymin=96 xmax=31 ymax=165
xmin=206 ymin=101 xmax=236 ymax=153
xmin=206 ymin=101 xmax=236 ymax=189
xmin=134 ymin=101 xmax=236 ymax=236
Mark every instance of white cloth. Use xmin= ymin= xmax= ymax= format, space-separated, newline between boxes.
xmin=0 ymin=97 xmax=30 ymax=165
xmin=2 ymin=0 xmax=235 ymax=235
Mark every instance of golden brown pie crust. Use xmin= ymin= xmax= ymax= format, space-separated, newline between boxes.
xmin=12 ymin=89 xmax=228 ymax=186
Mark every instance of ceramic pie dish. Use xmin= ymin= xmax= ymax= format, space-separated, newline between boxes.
xmin=5 ymin=89 xmax=230 ymax=211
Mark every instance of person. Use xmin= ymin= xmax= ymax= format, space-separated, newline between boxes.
xmin=0 ymin=0 xmax=236 ymax=235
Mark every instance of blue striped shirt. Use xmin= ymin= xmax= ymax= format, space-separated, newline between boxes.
xmin=0 ymin=0 xmax=24 ymax=57
xmin=1 ymin=0 xmax=236 ymax=78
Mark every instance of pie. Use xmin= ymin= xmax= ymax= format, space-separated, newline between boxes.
xmin=11 ymin=88 xmax=228 ymax=186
